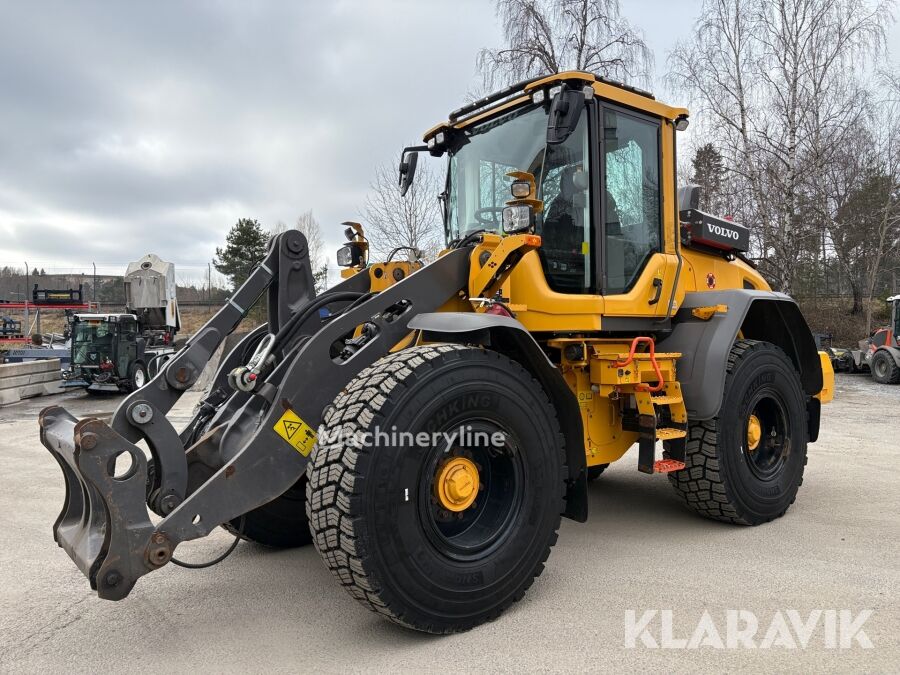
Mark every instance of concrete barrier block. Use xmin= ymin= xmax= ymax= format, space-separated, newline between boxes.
xmin=0 ymin=359 xmax=62 ymax=405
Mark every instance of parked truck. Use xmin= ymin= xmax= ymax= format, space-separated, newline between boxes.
xmin=64 ymin=254 xmax=181 ymax=393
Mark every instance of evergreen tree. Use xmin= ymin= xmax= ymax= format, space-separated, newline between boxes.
xmin=690 ymin=143 xmax=725 ymax=212
xmin=313 ymin=263 xmax=329 ymax=293
xmin=214 ymin=218 xmax=270 ymax=289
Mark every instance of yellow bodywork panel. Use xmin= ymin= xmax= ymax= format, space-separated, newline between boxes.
xmin=368 ymin=260 xmax=422 ymax=291
xmin=549 ymin=338 xmax=685 ymax=465
xmin=590 ymin=351 xmax=679 ymax=390
xmin=469 ymin=233 xmax=542 ymax=299
xmin=562 ymin=365 xmax=637 ymax=466
xmin=692 ymin=304 xmax=729 ymax=321
xmin=816 ymin=352 xmax=835 ymax=403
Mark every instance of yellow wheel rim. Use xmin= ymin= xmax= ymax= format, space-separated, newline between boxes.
xmin=747 ymin=414 xmax=762 ymax=452
xmin=435 ymin=457 xmax=480 ymax=512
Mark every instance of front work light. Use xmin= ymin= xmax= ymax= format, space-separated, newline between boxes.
xmin=502 ymin=205 xmax=533 ymax=234
xmin=510 ymin=181 xmax=531 ymax=198
xmin=337 ymin=243 xmax=362 ymax=268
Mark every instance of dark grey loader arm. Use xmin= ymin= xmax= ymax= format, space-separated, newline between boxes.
xmin=39 ymin=243 xmax=471 ymax=601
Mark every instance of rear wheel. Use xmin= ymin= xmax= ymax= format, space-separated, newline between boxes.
xmin=871 ymin=350 xmax=900 ymax=384
xmin=667 ymin=340 xmax=808 ymax=525
xmin=127 ymin=362 xmax=148 ymax=392
xmin=306 ymin=344 xmax=566 ymax=633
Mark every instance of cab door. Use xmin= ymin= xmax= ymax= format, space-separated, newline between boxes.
xmin=596 ymin=103 xmax=679 ymax=319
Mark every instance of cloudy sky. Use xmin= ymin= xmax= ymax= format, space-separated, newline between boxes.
xmin=0 ymin=1 xmax=896 ymax=286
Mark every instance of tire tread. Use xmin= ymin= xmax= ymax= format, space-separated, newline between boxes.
xmin=666 ymin=339 xmax=806 ymax=526
xmin=306 ymin=344 xmax=566 ymax=633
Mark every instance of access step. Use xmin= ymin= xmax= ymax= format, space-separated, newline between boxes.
xmin=655 ymin=427 xmax=687 ymax=441
xmin=651 ymin=395 xmax=682 ymax=405
xmin=653 ymin=459 xmax=686 ymax=473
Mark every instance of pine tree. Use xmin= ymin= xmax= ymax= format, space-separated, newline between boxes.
xmin=690 ymin=143 xmax=725 ymax=212
xmin=214 ymin=219 xmax=270 ymax=289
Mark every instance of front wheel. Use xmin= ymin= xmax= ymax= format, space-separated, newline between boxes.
xmin=306 ymin=344 xmax=566 ymax=633
xmin=667 ymin=340 xmax=808 ymax=525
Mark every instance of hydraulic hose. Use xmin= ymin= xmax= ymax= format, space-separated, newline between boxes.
xmin=273 ymin=291 xmax=366 ymax=350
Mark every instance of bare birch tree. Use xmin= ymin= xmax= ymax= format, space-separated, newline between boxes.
xmin=363 ymin=160 xmax=443 ymax=261
xmin=670 ymin=0 xmax=889 ymax=295
xmin=862 ymin=69 xmax=900 ymax=330
xmin=477 ymin=0 xmax=652 ymax=90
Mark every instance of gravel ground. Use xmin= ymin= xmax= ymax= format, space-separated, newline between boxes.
xmin=0 ymin=374 xmax=897 ymax=673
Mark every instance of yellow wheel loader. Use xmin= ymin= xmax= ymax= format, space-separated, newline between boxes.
xmin=40 ymin=71 xmax=834 ymax=634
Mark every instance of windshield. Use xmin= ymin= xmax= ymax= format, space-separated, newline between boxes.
xmin=446 ymin=103 xmax=592 ymax=292
xmin=72 ymin=320 xmax=113 ymax=366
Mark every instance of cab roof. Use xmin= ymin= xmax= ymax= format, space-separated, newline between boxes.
xmin=74 ymin=313 xmax=137 ymax=321
xmin=423 ymin=70 xmax=689 ymax=142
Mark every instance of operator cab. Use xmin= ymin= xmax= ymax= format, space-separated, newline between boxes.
xmin=70 ymin=313 xmax=140 ymax=377
xmin=402 ymin=73 xmax=674 ymax=299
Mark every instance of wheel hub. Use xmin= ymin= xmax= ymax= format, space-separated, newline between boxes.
xmin=747 ymin=414 xmax=762 ymax=451
xmin=435 ymin=457 xmax=480 ymax=512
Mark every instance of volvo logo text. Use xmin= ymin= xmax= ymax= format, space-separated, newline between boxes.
xmin=708 ymin=224 xmax=739 ymax=240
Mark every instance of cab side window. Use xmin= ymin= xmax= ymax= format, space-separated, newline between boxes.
xmin=603 ymin=109 xmax=661 ymax=294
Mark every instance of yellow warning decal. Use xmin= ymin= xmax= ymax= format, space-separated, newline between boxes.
xmin=274 ymin=408 xmax=317 ymax=457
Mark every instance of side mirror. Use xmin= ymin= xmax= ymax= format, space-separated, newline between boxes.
xmin=546 ymin=84 xmax=586 ymax=145
xmin=398 ymin=146 xmax=426 ymax=196
xmin=678 ymin=184 xmax=702 ymax=218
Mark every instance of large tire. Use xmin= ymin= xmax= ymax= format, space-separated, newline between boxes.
xmin=224 ymin=477 xmax=312 ymax=548
xmin=667 ymin=340 xmax=808 ymax=525
xmin=871 ymin=350 xmax=900 ymax=384
xmin=306 ymin=344 xmax=566 ymax=633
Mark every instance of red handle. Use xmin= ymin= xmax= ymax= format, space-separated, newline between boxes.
xmin=614 ymin=337 xmax=664 ymax=393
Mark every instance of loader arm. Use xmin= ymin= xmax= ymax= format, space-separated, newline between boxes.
xmin=110 ymin=229 xmax=318 ymax=444
xmin=40 ymin=238 xmax=470 ymax=600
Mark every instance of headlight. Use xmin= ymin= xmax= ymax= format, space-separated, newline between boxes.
xmin=510 ymin=181 xmax=531 ymax=198
xmin=336 ymin=244 xmax=361 ymax=267
xmin=502 ymin=205 xmax=533 ymax=233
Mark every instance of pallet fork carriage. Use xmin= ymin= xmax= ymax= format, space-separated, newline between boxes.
xmin=40 ymin=71 xmax=834 ymax=632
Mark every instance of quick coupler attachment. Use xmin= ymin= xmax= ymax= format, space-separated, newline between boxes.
xmin=39 ymin=406 xmax=162 ymax=600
